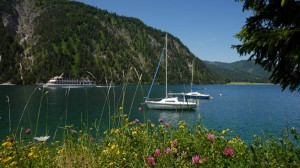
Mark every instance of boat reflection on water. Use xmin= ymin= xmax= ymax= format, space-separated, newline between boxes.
xmin=146 ymin=108 xmax=200 ymax=126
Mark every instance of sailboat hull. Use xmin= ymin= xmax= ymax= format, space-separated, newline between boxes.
xmin=185 ymin=94 xmax=212 ymax=99
xmin=184 ymin=92 xmax=212 ymax=99
xmin=145 ymin=98 xmax=197 ymax=110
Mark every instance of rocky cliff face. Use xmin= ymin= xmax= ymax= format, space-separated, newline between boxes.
xmin=15 ymin=0 xmax=40 ymax=45
xmin=1 ymin=0 xmax=43 ymax=75
xmin=1 ymin=0 xmax=40 ymax=45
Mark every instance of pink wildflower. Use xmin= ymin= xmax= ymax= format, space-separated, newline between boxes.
xmin=224 ymin=146 xmax=234 ymax=157
xmin=164 ymin=121 xmax=170 ymax=127
xmin=8 ymin=137 xmax=14 ymax=143
xmin=71 ymin=129 xmax=77 ymax=134
xmin=134 ymin=118 xmax=139 ymax=123
xmin=148 ymin=119 xmax=151 ymax=123
xmin=192 ymin=155 xmax=200 ymax=164
xmin=25 ymin=128 xmax=31 ymax=134
xmin=207 ymin=133 xmax=215 ymax=141
xmin=146 ymin=156 xmax=155 ymax=166
xmin=154 ymin=148 xmax=161 ymax=156
xmin=165 ymin=147 xmax=171 ymax=154
xmin=172 ymin=139 xmax=178 ymax=148
xmin=158 ymin=118 xmax=163 ymax=123
xmin=138 ymin=107 xmax=142 ymax=111
xmin=89 ymin=136 xmax=95 ymax=142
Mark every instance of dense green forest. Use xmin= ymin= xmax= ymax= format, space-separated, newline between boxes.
xmin=0 ymin=0 xmax=223 ymax=85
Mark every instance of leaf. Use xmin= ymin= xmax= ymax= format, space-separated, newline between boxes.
xmin=281 ymin=0 xmax=286 ymax=7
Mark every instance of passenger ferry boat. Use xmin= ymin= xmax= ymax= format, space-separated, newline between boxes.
xmin=43 ymin=74 xmax=96 ymax=88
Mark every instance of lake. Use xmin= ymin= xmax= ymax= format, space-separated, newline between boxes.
xmin=0 ymin=84 xmax=299 ymax=142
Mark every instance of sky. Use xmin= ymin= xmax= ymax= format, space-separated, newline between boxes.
xmin=77 ymin=0 xmax=251 ymax=63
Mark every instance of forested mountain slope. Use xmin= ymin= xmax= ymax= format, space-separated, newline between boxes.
xmin=0 ymin=0 xmax=223 ymax=84
xmin=204 ymin=60 xmax=271 ymax=83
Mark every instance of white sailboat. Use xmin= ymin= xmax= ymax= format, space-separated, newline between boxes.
xmin=145 ymin=34 xmax=197 ymax=110
xmin=184 ymin=60 xmax=212 ymax=99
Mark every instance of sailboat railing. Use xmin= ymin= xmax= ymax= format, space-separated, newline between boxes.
xmin=146 ymin=47 xmax=165 ymax=100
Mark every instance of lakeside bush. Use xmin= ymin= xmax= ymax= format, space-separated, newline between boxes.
xmin=1 ymin=113 xmax=299 ymax=167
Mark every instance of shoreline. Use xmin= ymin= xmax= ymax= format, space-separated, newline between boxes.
xmin=0 ymin=82 xmax=15 ymax=85
xmin=226 ymin=82 xmax=273 ymax=85
xmin=0 ymin=82 xmax=274 ymax=86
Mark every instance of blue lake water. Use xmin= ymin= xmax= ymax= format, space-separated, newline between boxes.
xmin=0 ymin=84 xmax=299 ymax=142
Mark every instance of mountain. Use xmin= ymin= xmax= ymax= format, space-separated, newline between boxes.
xmin=204 ymin=60 xmax=271 ymax=83
xmin=0 ymin=0 xmax=223 ymax=85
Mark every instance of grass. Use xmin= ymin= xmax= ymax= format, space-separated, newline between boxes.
xmin=1 ymin=112 xmax=299 ymax=167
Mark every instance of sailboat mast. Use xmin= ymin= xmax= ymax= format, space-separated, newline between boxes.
xmin=191 ymin=60 xmax=194 ymax=92
xmin=165 ymin=34 xmax=168 ymax=98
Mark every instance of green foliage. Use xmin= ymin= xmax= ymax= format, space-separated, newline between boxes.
xmin=233 ymin=0 xmax=300 ymax=91
xmin=0 ymin=0 xmax=15 ymax=13
xmin=1 ymin=116 xmax=299 ymax=167
xmin=0 ymin=22 xmax=23 ymax=84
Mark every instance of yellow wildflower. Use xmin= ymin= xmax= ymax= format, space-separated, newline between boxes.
xmin=222 ymin=128 xmax=230 ymax=135
xmin=64 ymin=125 xmax=73 ymax=129
xmin=30 ymin=146 xmax=36 ymax=151
xmin=132 ymin=131 xmax=137 ymax=136
xmin=10 ymin=161 xmax=17 ymax=167
xmin=83 ymin=147 xmax=88 ymax=151
xmin=151 ymin=123 xmax=155 ymax=127
xmin=2 ymin=156 xmax=12 ymax=163
xmin=28 ymin=152 xmax=34 ymax=157
xmin=102 ymin=149 xmax=109 ymax=155
xmin=116 ymin=150 xmax=120 ymax=155
xmin=111 ymin=144 xmax=116 ymax=150
xmin=2 ymin=142 xmax=12 ymax=147
xmin=179 ymin=125 xmax=185 ymax=129
xmin=1 ymin=142 xmax=7 ymax=146
xmin=57 ymin=149 xmax=63 ymax=154
xmin=115 ymin=129 xmax=120 ymax=134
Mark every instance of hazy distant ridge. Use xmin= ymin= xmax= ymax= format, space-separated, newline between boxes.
xmin=204 ymin=60 xmax=271 ymax=83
